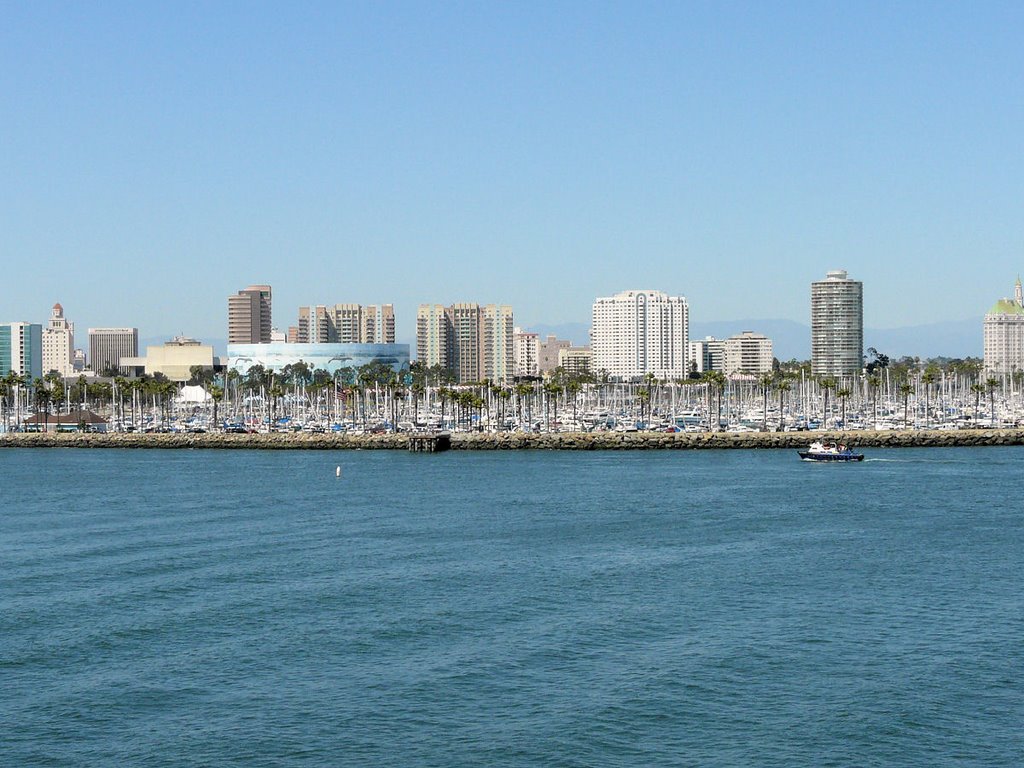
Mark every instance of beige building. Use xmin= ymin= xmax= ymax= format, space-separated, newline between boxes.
xmin=296 ymin=304 xmax=395 ymax=344
xmin=984 ymin=277 xmax=1024 ymax=374
xmin=513 ymin=327 xmax=540 ymax=378
xmin=416 ymin=303 xmax=514 ymax=383
xmin=557 ymin=346 xmax=592 ymax=378
xmin=42 ymin=303 xmax=75 ymax=377
xmin=121 ymin=337 xmax=217 ymax=382
xmin=722 ymin=331 xmax=773 ymax=376
xmin=228 ymin=285 xmax=272 ymax=344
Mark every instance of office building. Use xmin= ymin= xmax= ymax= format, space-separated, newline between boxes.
xmin=42 ymin=303 xmax=75 ymax=377
xmin=88 ymin=328 xmax=139 ymax=374
xmin=984 ymin=277 xmax=1024 ymax=374
xmin=0 ymin=322 xmax=43 ymax=379
xmin=688 ymin=338 xmax=724 ymax=375
xmin=228 ymin=285 xmax=272 ymax=344
xmin=811 ymin=270 xmax=863 ymax=377
xmin=591 ymin=290 xmax=689 ymax=380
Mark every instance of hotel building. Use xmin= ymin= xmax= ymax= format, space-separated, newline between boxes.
xmin=42 ymin=303 xmax=75 ymax=377
xmin=984 ymin=277 xmax=1024 ymax=374
xmin=591 ymin=290 xmax=689 ymax=380
xmin=811 ymin=270 xmax=863 ymax=377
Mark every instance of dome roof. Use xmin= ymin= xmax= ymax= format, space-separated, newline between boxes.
xmin=53 ymin=302 xmax=64 ymax=314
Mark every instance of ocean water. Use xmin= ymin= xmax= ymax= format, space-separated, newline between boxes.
xmin=2 ymin=447 xmax=1023 ymax=767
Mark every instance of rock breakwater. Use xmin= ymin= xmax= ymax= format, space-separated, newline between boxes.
xmin=2 ymin=429 xmax=1024 ymax=450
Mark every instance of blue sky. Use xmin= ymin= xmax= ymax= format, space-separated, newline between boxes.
xmin=2 ymin=2 xmax=1022 ymax=346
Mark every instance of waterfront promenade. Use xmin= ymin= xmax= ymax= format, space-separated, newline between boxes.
xmin=3 ymin=429 xmax=1024 ymax=450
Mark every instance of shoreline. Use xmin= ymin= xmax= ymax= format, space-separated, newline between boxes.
xmin=2 ymin=429 xmax=1023 ymax=450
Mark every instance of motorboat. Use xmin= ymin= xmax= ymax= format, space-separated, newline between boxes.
xmin=798 ymin=440 xmax=864 ymax=462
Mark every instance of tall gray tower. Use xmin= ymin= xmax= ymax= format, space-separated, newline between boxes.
xmin=811 ymin=270 xmax=863 ymax=377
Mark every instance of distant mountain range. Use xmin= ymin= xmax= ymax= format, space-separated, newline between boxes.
xmin=525 ymin=317 xmax=984 ymax=362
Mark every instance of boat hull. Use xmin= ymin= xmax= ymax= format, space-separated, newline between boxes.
xmin=798 ymin=451 xmax=864 ymax=462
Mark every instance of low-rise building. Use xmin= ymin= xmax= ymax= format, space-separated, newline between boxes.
xmin=121 ymin=337 xmax=218 ymax=382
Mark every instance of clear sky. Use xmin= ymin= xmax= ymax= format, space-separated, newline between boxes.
xmin=3 ymin=2 xmax=1023 ymax=346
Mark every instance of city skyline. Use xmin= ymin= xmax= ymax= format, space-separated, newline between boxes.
xmin=3 ymin=4 xmax=1023 ymax=344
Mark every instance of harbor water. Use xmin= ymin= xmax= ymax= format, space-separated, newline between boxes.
xmin=3 ymin=448 xmax=1023 ymax=766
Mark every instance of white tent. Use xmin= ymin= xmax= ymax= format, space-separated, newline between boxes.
xmin=177 ymin=385 xmax=212 ymax=404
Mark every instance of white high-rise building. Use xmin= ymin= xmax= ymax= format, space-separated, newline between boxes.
xmin=591 ymin=290 xmax=689 ymax=380
xmin=811 ymin=270 xmax=863 ymax=377
xmin=481 ymin=305 xmax=514 ymax=384
xmin=984 ymin=277 xmax=1024 ymax=374
xmin=42 ymin=303 xmax=75 ymax=377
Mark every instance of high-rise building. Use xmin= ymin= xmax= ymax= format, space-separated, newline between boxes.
xmin=362 ymin=304 xmax=396 ymax=344
xmin=513 ymin=327 xmax=540 ymax=378
xmin=295 ymin=304 xmax=396 ymax=344
xmin=0 ymin=322 xmax=43 ymax=379
xmin=688 ymin=337 xmax=725 ymax=375
xmin=811 ymin=270 xmax=863 ymax=377
xmin=481 ymin=305 xmax=514 ymax=383
xmin=984 ymin=277 xmax=1024 ymax=374
xmin=416 ymin=303 xmax=515 ymax=383
xmin=88 ymin=328 xmax=139 ymax=375
xmin=449 ymin=303 xmax=482 ymax=383
xmin=42 ymin=303 xmax=75 ymax=377
xmin=722 ymin=331 xmax=774 ymax=376
xmin=591 ymin=290 xmax=689 ymax=380
xmin=228 ymin=285 xmax=272 ymax=344
xmin=297 ymin=305 xmax=332 ymax=343
xmin=416 ymin=304 xmax=451 ymax=370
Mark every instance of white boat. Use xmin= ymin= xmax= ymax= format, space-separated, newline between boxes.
xmin=798 ymin=440 xmax=864 ymax=462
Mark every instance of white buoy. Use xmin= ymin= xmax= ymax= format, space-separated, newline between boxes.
xmin=336 ymin=466 xmax=341 ymax=477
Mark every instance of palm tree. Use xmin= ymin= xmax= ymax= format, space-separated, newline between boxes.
xmin=836 ymin=388 xmax=851 ymax=430
xmin=899 ymin=382 xmax=913 ymax=429
xmin=758 ymin=373 xmax=774 ymax=431
xmin=33 ymin=378 xmax=51 ymax=432
xmin=985 ymin=377 xmax=999 ymax=427
xmin=970 ymin=382 xmax=985 ymax=427
xmin=636 ymin=387 xmax=651 ymax=428
xmin=921 ymin=367 xmax=937 ymax=428
xmin=209 ymin=385 xmax=224 ymax=429
xmin=514 ymin=382 xmax=533 ymax=427
xmin=776 ymin=378 xmax=791 ymax=431
xmin=866 ymin=374 xmax=882 ymax=430
xmin=818 ymin=377 xmax=837 ymax=429
xmin=543 ymin=380 xmax=561 ymax=431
